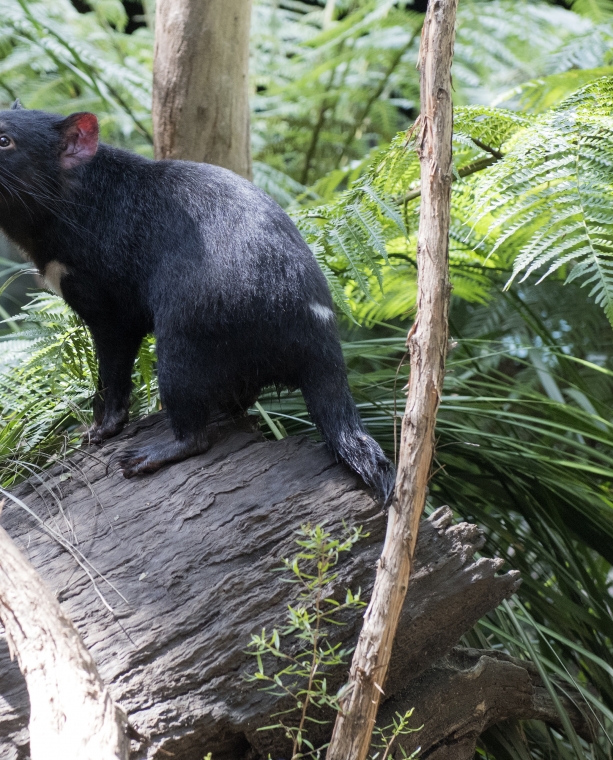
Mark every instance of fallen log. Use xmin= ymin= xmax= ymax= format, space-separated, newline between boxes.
xmin=0 ymin=413 xmax=584 ymax=759
xmin=378 ymin=647 xmax=595 ymax=760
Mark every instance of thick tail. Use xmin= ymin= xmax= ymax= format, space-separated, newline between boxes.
xmin=301 ymin=364 xmax=395 ymax=506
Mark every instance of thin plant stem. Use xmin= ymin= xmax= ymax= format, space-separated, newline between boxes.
xmin=401 ymin=154 xmax=500 ymax=203
xmin=338 ymin=33 xmax=418 ymax=168
xmin=300 ymin=44 xmax=346 ymax=185
xmin=293 ymin=549 xmax=325 ymax=759
xmin=323 ymin=0 xmax=337 ymax=28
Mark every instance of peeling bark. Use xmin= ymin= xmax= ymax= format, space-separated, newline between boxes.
xmin=0 ymin=525 xmax=128 ymax=760
xmin=326 ymin=1 xmax=458 ymax=756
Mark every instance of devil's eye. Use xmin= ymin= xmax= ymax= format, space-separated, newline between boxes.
xmin=0 ymin=136 xmax=12 ymax=148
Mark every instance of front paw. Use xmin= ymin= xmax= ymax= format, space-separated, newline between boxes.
xmin=83 ymin=413 xmax=128 ymax=445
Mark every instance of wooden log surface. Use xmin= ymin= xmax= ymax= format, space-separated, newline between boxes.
xmin=0 ymin=413 xmax=528 ymax=759
xmin=379 ymin=647 xmax=595 ymax=760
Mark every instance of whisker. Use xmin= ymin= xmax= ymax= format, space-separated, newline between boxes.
xmin=0 ymin=176 xmax=36 ymax=226
xmin=0 ymin=168 xmax=98 ymax=242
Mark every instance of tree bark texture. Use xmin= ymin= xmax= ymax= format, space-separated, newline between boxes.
xmin=152 ymin=0 xmax=253 ymax=179
xmin=0 ymin=525 xmax=128 ymax=760
xmin=378 ymin=648 xmax=595 ymax=760
xmin=326 ymin=2 xmax=457 ymax=757
xmin=0 ymin=414 xmax=587 ymax=760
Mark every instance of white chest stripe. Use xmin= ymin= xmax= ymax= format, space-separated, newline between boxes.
xmin=310 ymin=303 xmax=334 ymax=321
xmin=44 ymin=261 xmax=69 ymax=298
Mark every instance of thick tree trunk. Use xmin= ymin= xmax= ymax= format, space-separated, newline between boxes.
xmin=326 ymin=2 xmax=457 ymax=757
xmin=0 ymin=415 xmax=590 ymax=759
xmin=0 ymin=525 xmax=128 ymax=760
xmin=152 ymin=0 xmax=252 ymax=179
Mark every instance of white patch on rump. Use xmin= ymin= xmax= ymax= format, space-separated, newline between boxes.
xmin=310 ymin=302 xmax=334 ymax=321
xmin=43 ymin=260 xmax=69 ymax=298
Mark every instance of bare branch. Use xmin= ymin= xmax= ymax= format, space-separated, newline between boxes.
xmin=326 ymin=2 xmax=458 ymax=757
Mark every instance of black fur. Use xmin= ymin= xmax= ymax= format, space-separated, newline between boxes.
xmin=0 ymin=107 xmax=395 ymax=504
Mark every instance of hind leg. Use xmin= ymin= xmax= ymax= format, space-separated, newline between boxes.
xmin=117 ymin=333 xmax=245 ymax=477
xmin=117 ymin=331 xmax=213 ymax=476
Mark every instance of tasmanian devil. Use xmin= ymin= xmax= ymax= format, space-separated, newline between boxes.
xmin=0 ymin=102 xmax=395 ymax=504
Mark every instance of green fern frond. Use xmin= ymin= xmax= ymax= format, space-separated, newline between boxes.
xmin=0 ymin=0 xmax=153 ymax=148
xmin=453 ymin=0 xmax=592 ymax=105
xmin=461 ymin=77 xmax=613 ymax=325
xmin=252 ymin=161 xmax=317 ymax=208
xmin=454 ymin=105 xmax=531 ymax=151
xmin=252 ymin=1 xmax=422 ymax=184
xmin=0 ymin=292 xmax=158 ymax=480
xmin=499 ymin=66 xmax=613 ymax=113
xmin=294 ymin=157 xmax=410 ymax=310
xmin=570 ymin=0 xmax=613 ymax=21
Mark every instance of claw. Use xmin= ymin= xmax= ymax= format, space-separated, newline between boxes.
xmin=84 ymin=429 xmax=103 ymax=445
xmin=83 ymin=411 xmax=129 ymax=445
xmin=116 ymin=436 xmax=210 ymax=478
xmin=117 ymin=449 xmax=158 ymax=478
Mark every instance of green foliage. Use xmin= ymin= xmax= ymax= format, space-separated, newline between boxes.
xmin=0 ymin=291 xmax=158 ymax=486
xmin=292 ymin=104 xmax=530 ymax=323
xmin=299 ymin=76 xmax=613 ymax=330
xmin=294 ymin=132 xmax=416 ymax=317
xmin=570 ymin=0 xmax=613 ymax=22
xmin=461 ymin=78 xmax=613 ymax=327
xmin=251 ymin=0 xmax=423 ymax=188
xmin=246 ymin=523 xmax=366 ymax=759
xmin=0 ymin=0 xmax=153 ymax=150
xmin=246 ymin=524 xmax=423 ymax=760
xmin=252 ymin=0 xmax=613 ymax=186
xmin=453 ymin=0 xmax=593 ymax=106
xmin=503 ymin=65 xmax=613 ymax=113
xmin=369 ymin=709 xmax=421 ymax=760
xmin=1 ymin=1 xmax=613 ymax=758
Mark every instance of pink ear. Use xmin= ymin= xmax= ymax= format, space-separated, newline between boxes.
xmin=60 ymin=113 xmax=99 ymax=169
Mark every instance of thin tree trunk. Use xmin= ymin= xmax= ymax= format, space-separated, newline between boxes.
xmin=0 ymin=524 xmax=128 ymax=760
xmin=323 ymin=0 xmax=337 ymax=28
xmin=152 ymin=0 xmax=253 ymax=179
xmin=326 ymin=1 xmax=458 ymax=758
